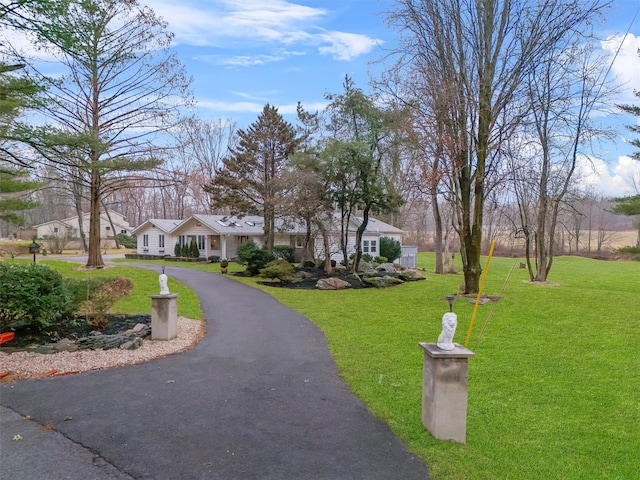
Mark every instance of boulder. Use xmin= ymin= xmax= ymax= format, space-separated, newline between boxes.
xmin=398 ymin=270 xmax=426 ymax=282
xmin=362 ymin=276 xmax=404 ymax=288
xmin=376 ymin=263 xmax=398 ymax=273
xmin=357 ymin=260 xmax=373 ymax=273
xmin=316 ymin=277 xmax=353 ymax=290
xmin=54 ymin=338 xmax=78 ymax=352
xmin=119 ymin=337 xmax=143 ymax=350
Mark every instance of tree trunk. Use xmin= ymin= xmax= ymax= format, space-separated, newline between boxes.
xmin=431 ymin=190 xmax=443 ymax=274
xmin=102 ymin=201 xmax=120 ymax=249
xmin=352 ymin=207 xmax=370 ymax=273
xmin=73 ymin=194 xmax=87 ymax=252
xmin=86 ymin=172 xmax=104 ymax=267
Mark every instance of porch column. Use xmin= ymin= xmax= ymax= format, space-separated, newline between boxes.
xmin=221 ymin=235 xmax=227 ymax=259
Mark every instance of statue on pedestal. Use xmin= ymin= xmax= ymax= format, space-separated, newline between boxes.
xmin=159 ymin=269 xmax=170 ymax=295
xmin=437 ymin=312 xmax=457 ymax=351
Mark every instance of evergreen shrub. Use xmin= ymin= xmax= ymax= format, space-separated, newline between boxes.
xmin=0 ymin=263 xmax=69 ymax=331
xmin=380 ymin=237 xmax=402 ymax=262
xmin=273 ymin=245 xmax=296 ymax=263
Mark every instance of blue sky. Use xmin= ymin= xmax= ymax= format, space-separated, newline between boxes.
xmin=146 ymin=0 xmax=640 ymax=197
xmin=4 ymin=0 xmax=639 ymax=196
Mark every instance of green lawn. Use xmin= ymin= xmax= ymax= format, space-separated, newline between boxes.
xmin=224 ymin=253 xmax=639 ymax=480
xmin=113 ymin=254 xmax=639 ymax=478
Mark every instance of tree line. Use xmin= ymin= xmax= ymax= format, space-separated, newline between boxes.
xmin=1 ymin=0 xmax=639 ymax=292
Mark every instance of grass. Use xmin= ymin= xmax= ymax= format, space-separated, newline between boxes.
xmin=219 ymin=254 xmax=639 ymax=480
xmin=113 ymin=254 xmax=640 ymax=478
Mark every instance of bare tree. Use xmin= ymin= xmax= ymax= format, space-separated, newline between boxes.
xmin=387 ymin=0 xmax=610 ymax=292
xmin=518 ymin=44 xmax=614 ymax=280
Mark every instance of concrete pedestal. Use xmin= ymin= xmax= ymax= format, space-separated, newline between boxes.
xmin=419 ymin=342 xmax=475 ymax=443
xmin=150 ymin=294 xmax=178 ymax=340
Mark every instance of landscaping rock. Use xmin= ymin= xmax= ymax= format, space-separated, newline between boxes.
xmin=398 ymin=270 xmax=426 ymax=282
xmin=362 ymin=276 xmax=404 ymax=288
xmin=119 ymin=337 xmax=143 ymax=350
xmin=376 ymin=263 xmax=398 ymax=273
xmin=357 ymin=260 xmax=373 ymax=273
xmin=316 ymin=277 xmax=353 ymax=290
xmin=54 ymin=338 xmax=78 ymax=352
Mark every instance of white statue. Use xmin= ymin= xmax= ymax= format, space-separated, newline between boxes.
xmin=437 ymin=312 xmax=457 ymax=351
xmin=159 ymin=272 xmax=170 ymax=295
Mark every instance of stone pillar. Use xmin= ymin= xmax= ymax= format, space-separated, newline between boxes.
xmin=419 ymin=342 xmax=475 ymax=443
xmin=150 ymin=294 xmax=178 ymax=340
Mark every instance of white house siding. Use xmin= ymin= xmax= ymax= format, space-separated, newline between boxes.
xmin=174 ymin=223 xmax=215 ymax=258
xmin=136 ymin=226 xmax=176 ymax=255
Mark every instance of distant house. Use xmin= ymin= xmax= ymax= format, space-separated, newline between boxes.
xmin=33 ymin=210 xmax=132 ymax=241
xmin=132 ymin=213 xmax=403 ymax=262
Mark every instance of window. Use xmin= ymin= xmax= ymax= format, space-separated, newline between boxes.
xmin=53 ymin=227 xmax=59 ymax=233
xmin=159 ymin=234 xmax=165 ymax=248
xmin=121 ymin=229 xmax=127 ymax=234
xmin=295 ymin=236 xmax=304 ymax=248
xmin=210 ymin=235 xmax=220 ymax=249
xmin=198 ymin=235 xmax=206 ymax=250
xmin=106 ymin=226 xmax=111 ymax=230
xmin=239 ymin=235 xmax=250 ymax=244
xmin=143 ymin=234 xmax=149 ymax=247
xmin=179 ymin=235 xmax=186 ymax=246
xmin=363 ymin=240 xmax=377 ymax=254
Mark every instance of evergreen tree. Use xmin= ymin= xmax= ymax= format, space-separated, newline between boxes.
xmin=205 ymin=104 xmax=298 ymax=253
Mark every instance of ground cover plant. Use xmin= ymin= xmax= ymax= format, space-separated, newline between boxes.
xmin=231 ymin=253 xmax=640 ymax=480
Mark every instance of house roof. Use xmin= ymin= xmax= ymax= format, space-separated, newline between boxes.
xmin=134 ymin=213 xmax=403 ymax=237
xmin=170 ymin=214 xmax=266 ymax=235
xmin=352 ymin=216 xmax=404 ymax=235
xmin=132 ymin=219 xmax=182 ymax=235
xmin=32 ymin=219 xmax=74 ymax=229
xmin=33 ymin=209 xmax=129 ymax=229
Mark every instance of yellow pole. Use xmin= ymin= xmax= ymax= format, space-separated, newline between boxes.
xmin=464 ymin=240 xmax=495 ymax=348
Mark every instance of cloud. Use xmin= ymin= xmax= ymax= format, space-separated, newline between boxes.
xmin=146 ymin=0 xmax=382 ymax=61
xmin=577 ymin=154 xmax=640 ymax=197
xmin=316 ymin=30 xmax=382 ymax=61
xmin=194 ymin=54 xmax=286 ymax=67
xmin=197 ymin=98 xmax=327 ymax=115
xmin=601 ymin=33 xmax=640 ymax=103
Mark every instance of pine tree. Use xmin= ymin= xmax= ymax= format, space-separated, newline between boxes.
xmin=205 ymin=104 xmax=298 ymax=253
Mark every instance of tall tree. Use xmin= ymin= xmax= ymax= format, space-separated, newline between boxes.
xmin=323 ymin=76 xmax=403 ymax=270
xmin=388 ymin=0 xmax=610 ymax=293
xmin=0 ymin=63 xmax=41 ymax=227
xmin=205 ymin=104 xmax=298 ymax=253
xmin=521 ymin=44 xmax=613 ymax=281
xmin=11 ymin=0 xmax=192 ymax=267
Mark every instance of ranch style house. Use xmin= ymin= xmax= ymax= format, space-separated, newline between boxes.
xmin=132 ymin=214 xmax=404 ymax=262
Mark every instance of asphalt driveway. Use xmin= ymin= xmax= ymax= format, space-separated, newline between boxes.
xmin=1 ymin=265 xmax=430 ymax=479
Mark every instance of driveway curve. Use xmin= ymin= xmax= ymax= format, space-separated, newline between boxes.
xmin=1 ymin=265 xmax=430 ymax=479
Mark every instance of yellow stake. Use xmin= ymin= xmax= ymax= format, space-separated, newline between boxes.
xmin=464 ymin=240 xmax=496 ymax=348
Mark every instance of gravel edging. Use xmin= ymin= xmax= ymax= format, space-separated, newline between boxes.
xmin=0 ymin=317 xmax=205 ymax=379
